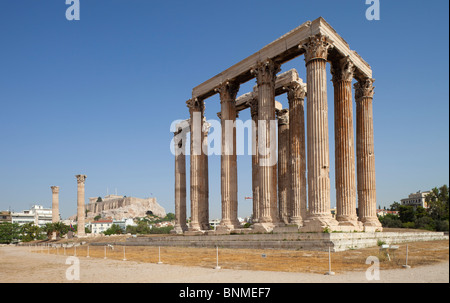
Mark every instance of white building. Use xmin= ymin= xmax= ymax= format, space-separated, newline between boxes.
xmin=11 ymin=205 xmax=52 ymax=227
xmin=90 ymin=218 xmax=136 ymax=234
xmin=90 ymin=219 xmax=113 ymax=234
xmin=401 ymin=191 xmax=431 ymax=209
xmin=209 ymin=219 xmax=220 ymax=230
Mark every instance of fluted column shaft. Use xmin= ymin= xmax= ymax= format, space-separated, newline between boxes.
xmin=186 ymin=99 xmax=205 ymax=231
xmin=174 ymin=126 xmax=188 ymax=233
xmin=302 ymin=34 xmax=338 ymax=229
xmin=355 ymin=78 xmax=381 ymax=228
xmin=331 ymin=58 xmax=358 ymax=226
xmin=75 ymin=175 xmax=86 ymax=237
xmin=200 ymin=121 xmax=210 ymax=230
xmin=287 ymin=82 xmax=307 ymax=226
xmin=51 ymin=186 xmax=60 ymax=223
xmin=249 ymin=99 xmax=260 ymax=223
xmin=277 ymin=109 xmax=290 ymax=224
xmin=218 ymin=81 xmax=240 ymax=229
xmin=254 ymin=59 xmax=280 ymax=225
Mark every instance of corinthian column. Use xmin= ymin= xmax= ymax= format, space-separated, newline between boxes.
xmin=51 ymin=186 xmax=60 ymax=223
xmin=277 ymin=109 xmax=290 ymax=224
xmin=217 ymin=81 xmax=240 ymax=231
xmin=173 ymin=121 xmax=189 ymax=234
xmin=354 ymin=78 xmax=382 ymax=229
xmin=248 ymin=98 xmax=260 ymax=223
xmin=253 ymin=59 xmax=280 ymax=230
xmin=302 ymin=34 xmax=338 ymax=231
xmin=186 ymin=98 xmax=205 ymax=231
xmin=286 ymin=80 xmax=307 ymax=226
xmin=331 ymin=56 xmax=359 ymax=227
xmin=75 ymin=175 xmax=87 ymax=237
xmin=200 ymin=119 xmax=211 ymax=230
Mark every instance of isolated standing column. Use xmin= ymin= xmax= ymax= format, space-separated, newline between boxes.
xmin=51 ymin=186 xmax=60 ymax=223
xmin=75 ymin=175 xmax=87 ymax=237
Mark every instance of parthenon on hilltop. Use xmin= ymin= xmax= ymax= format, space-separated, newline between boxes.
xmin=173 ymin=17 xmax=382 ymax=234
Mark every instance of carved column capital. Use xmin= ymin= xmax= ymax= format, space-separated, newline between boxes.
xmin=215 ymin=80 xmax=240 ymax=104
xmin=354 ymin=78 xmax=375 ymax=100
xmin=186 ymin=98 xmax=205 ymax=113
xmin=286 ymin=80 xmax=307 ymax=107
xmin=251 ymin=59 xmax=281 ymax=87
xmin=51 ymin=186 xmax=59 ymax=194
xmin=75 ymin=174 xmax=87 ymax=184
xmin=301 ymin=34 xmax=333 ymax=64
xmin=277 ymin=108 xmax=289 ymax=125
xmin=331 ymin=56 xmax=355 ymax=83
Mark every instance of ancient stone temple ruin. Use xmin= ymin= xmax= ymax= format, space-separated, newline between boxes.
xmin=173 ymin=17 xmax=382 ymax=234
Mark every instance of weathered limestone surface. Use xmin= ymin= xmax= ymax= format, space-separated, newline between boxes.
xmin=331 ymin=56 xmax=360 ymax=229
xmin=76 ymin=174 xmax=87 ymax=237
xmin=286 ymin=80 xmax=307 ymax=226
xmin=51 ymin=186 xmax=60 ymax=223
xmin=302 ymin=34 xmax=339 ymax=231
xmin=200 ymin=120 xmax=210 ymax=230
xmin=179 ymin=18 xmax=381 ymax=235
xmin=217 ymin=81 xmax=240 ymax=230
xmin=253 ymin=59 xmax=280 ymax=231
xmin=192 ymin=17 xmax=371 ymax=100
xmin=173 ymin=121 xmax=188 ymax=233
xmin=186 ymin=98 xmax=205 ymax=231
xmin=355 ymin=78 xmax=382 ymax=229
xmin=83 ymin=196 xmax=166 ymax=221
xmin=125 ymin=232 xmax=448 ymax=252
xmin=277 ymin=109 xmax=290 ymax=224
xmin=248 ymin=98 xmax=260 ymax=223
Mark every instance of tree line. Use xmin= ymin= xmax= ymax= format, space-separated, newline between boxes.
xmin=0 ymin=222 xmax=77 ymax=244
xmin=379 ymin=185 xmax=449 ymax=231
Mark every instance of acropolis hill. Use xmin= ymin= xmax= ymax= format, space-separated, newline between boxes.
xmin=70 ymin=195 xmax=166 ymax=221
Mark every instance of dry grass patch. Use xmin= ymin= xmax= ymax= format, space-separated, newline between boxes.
xmin=32 ymin=240 xmax=449 ymax=274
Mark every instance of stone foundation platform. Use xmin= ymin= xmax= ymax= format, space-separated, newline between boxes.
xmin=109 ymin=231 xmax=449 ymax=252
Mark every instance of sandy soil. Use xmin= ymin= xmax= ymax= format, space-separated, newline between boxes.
xmin=0 ymin=245 xmax=448 ymax=283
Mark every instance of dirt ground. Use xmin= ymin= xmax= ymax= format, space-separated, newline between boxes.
xmin=1 ymin=239 xmax=448 ymax=283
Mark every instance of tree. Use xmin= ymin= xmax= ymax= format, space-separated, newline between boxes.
xmin=103 ymin=224 xmax=123 ymax=235
xmin=96 ymin=197 xmax=103 ymax=202
xmin=379 ymin=214 xmax=402 ymax=228
xmin=164 ymin=213 xmax=175 ymax=221
xmin=426 ymin=185 xmax=449 ymax=221
xmin=399 ymin=205 xmax=415 ymax=223
xmin=390 ymin=201 xmax=401 ymax=211
xmin=0 ymin=222 xmax=21 ymax=244
xmin=20 ymin=223 xmax=43 ymax=242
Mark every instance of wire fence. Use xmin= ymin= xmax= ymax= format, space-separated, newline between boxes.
xmin=23 ymin=240 xmax=449 ymax=274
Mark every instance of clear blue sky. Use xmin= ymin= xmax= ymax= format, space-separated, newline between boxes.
xmin=0 ymin=0 xmax=448 ymax=220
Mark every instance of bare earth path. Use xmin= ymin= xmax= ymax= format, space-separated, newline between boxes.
xmin=0 ymin=246 xmax=448 ymax=283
